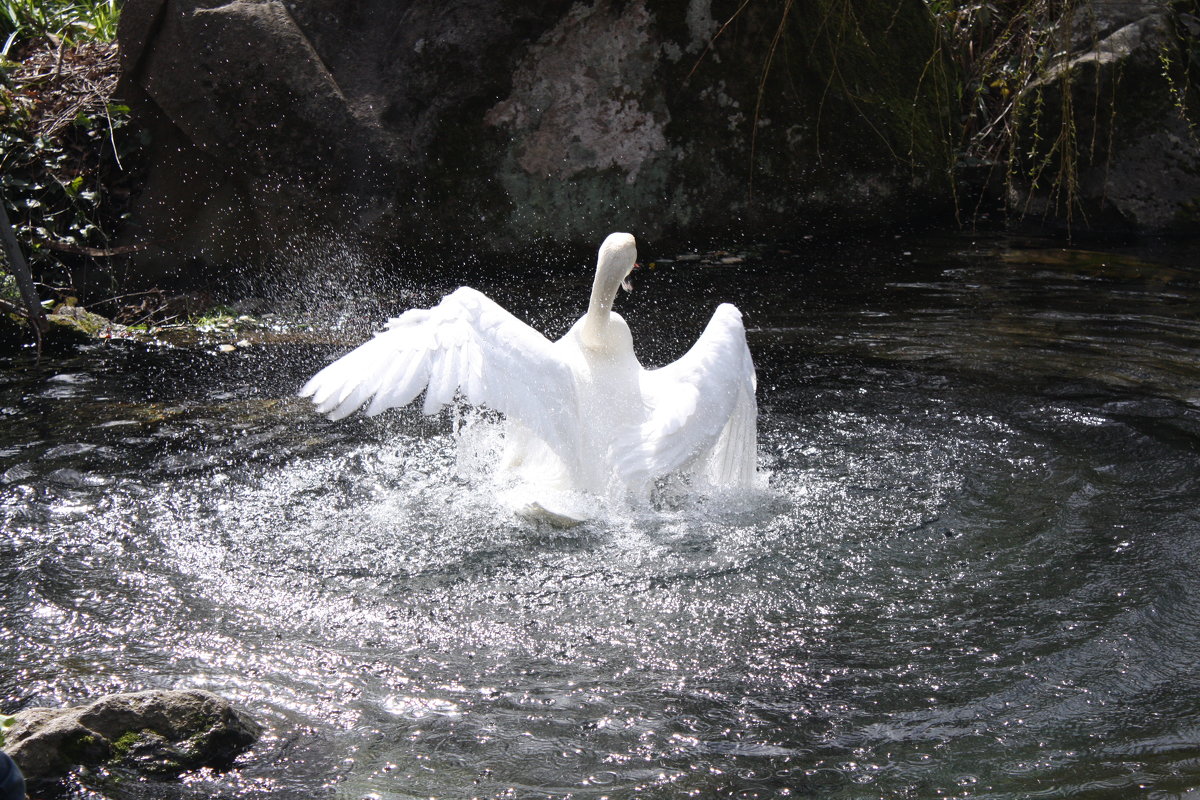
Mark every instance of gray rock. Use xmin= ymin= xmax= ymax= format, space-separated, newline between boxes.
xmin=115 ymin=0 xmax=955 ymax=279
xmin=3 ymin=689 xmax=261 ymax=783
xmin=1011 ymin=0 xmax=1200 ymax=231
xmin=1066 ymin=0 xmax=1165 ymax=49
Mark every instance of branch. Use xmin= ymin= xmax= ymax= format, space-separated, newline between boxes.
xmin=0 ymin=193 xmax=48 ymax=334
xmin=39 ymin=239 xmax=158 ymax=257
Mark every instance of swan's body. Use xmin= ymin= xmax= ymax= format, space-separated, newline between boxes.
xmin=300 ymin=233 xmax=757 ymax=517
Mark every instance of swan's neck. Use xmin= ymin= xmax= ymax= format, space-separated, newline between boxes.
xmin=580 ymin=266 xmax=625 ymax=349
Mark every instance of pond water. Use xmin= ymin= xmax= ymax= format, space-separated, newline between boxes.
xmin=2 ymin=229 xmax=1200 ymax=799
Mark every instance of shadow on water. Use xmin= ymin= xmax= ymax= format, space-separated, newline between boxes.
xmin=3 ymin=230 xmax=1200 ymax=799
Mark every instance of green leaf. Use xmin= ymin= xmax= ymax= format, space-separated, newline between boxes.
xmin=0 ymin=713 xmax=15 ymax=748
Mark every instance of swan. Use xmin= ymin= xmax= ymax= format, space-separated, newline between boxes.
xmin=299 ymin=232 xmax=757 ymax=521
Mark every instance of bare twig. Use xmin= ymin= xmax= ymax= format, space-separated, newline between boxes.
xmin=686 ymin=0 xmax=757 ymax=82
xmin=0 ymin=296 xmax=27 ymax=316
xmin=9 ymin=40 xmax=119 ymax=139
xmin=39 ymin=238 xmax=157 ymax=257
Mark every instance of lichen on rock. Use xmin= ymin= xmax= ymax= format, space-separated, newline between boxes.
xmin=485 ymin=0 xmax=670 ymax=184
xmin=116 ymin=0 xmax=958 ymax=272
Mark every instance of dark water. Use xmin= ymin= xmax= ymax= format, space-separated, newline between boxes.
xmin=3 ymin=231 xmax=1200 ymax=799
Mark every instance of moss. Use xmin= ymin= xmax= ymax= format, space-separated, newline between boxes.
xmin=48 ymin=304 xmax=111 ymax=337
xmin=107 ymin=729 xmax=193 ymax=776
xmin=0 ymin=714 xmax=14 ymax=748
xmin=109 ymin=730 xmax=145 ymax=757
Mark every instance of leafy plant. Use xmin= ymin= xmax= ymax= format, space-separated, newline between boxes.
xmin=1 ymin=95 xmax=140 ymax=292
xmin=1 ymin=0 xmax=119 ymax=56
xmin=1 ymin=99 xmax=136 ymax=250
xmin=0 ymin=265 xmax=18 ymax=305
xmin=927 ymin=0 xmax=1085 ymax=221
xmin=0 ymin=0 xmax=140 ymax=307
xmin=1160 ymin=43 xmax=1200 ymax=148
xmin=0 ymin=713 xmax=15 ymax=748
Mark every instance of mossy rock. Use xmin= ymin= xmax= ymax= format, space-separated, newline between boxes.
xmin=0 ymin=301 xmax=128 ymax=353
xmin=3 ymin=690 xmax=262 ymax=787
xmin=49 ymin=301 xmax=116 ymax=337
xmin=109 ymin=729 xmax=194 ymax=777
xmin=0 ymin=309 xmax=112 ymax=354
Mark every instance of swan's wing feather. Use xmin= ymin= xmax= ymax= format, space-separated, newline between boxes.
xmin=619 ymin=303 xmax=757 ymax=486
xmin=300 ymin=287 xmax=579 ymax=449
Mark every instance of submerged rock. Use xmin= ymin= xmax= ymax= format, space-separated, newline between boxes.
xmin=2 ymin=301 xmax=121 ymax=353
xmin=3 ymin=690 xmax=261 ymax=784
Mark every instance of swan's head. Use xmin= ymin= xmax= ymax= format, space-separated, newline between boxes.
xmin=597 ymin=232 xmax=637 ymax=294
xmin=581 ymin=232 xmax=638 ymax=350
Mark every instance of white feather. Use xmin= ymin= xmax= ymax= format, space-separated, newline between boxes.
xmin=300 ymin=233 xmax=758 ymax=515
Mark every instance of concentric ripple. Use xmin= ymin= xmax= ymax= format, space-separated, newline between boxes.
xmin=3 ymin=232 xmax=1200 ymax=799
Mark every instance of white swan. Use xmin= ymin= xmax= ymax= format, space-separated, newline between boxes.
xmin=300 ymin=232 xmax=757 ymax=520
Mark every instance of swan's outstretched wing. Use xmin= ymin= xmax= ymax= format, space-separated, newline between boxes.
xmin=300 ymin=287 xmax=580 ymax=454
xmin=619 ymin=303 xmax=757 ymax=487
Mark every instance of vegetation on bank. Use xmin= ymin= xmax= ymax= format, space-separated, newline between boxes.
xmin=1 ymin=0 xmax=119 ymax=43
xmin=1 ymin=0 xmax=141 ymax=341
xmin=931 ymin=0 xmax=1094 ymax=221
xmin=1 ymin=0 xmax=1197 ymax=351
xmin=938 ymin=0 xmax=1200 ymax=224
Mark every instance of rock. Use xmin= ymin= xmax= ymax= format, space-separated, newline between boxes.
xmin=116 ymin=0 xmax=955 ymax=279
xmin=48 ymin=300 xmax=119 ymax=337
xmin=1066 ymin=0 xmax=1165 ymax=49
xmin=1010 ymin=0 xmax=1200 ymax=231
xmin=3 ymin=690 xmax=261 ymax=784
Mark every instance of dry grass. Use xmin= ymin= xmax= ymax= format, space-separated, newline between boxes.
xmin=5 ymin=38 xmax=119 ymax=139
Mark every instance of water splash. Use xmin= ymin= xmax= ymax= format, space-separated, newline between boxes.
xmin=3 ymin=232 xmax=1200 ymax=799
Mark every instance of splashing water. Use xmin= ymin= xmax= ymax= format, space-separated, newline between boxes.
xmin=3 ymin=231 xmax=1200 ymax=799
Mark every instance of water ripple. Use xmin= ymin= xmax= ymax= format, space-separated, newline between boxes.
xmin=3 ymin=233 xmax=1200 ymax=798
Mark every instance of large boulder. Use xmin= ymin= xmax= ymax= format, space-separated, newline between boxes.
xmin=1010 ymin=0 xmax=1200 ymax=231
xmin=2 ymin=690 xmax=261 ymax=785
xmin=116 ymin=0 xmax=954 ymax=278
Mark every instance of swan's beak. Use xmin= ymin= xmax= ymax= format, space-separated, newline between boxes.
xmin=621 ymin=263 xmax=641 ymax=293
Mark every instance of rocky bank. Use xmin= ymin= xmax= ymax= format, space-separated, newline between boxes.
xmin=115 ymin=0 xmax=955 ymax=277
